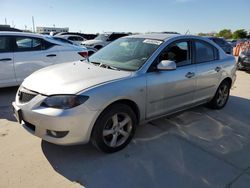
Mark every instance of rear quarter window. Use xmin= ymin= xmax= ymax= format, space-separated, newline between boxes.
xmin=43 ymin=40 xmax=56 ymax=50
xmin=195 ymin=40 xmax=219 ymax=63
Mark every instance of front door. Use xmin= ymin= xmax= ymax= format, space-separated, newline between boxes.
xmin=146 ymin=40 xmax=196 ymax=119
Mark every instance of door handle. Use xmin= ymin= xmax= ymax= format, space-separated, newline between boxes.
xmin=0 ymin=58 xmax=12 ymax=61
xmin=46 ymin=54 xmax=57 ymax=57
xmin=215 ymin=66 xmax=221 ymax=72
xmin=185 ymin=72 xmax=195 ymax=78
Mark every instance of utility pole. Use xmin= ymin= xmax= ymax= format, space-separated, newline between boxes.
xmin=185 ymin=29 xmax=190 ymax=35
xmin=32 ymin=16 xmax=35 ymax=33
xmin=5 ymin=18 xmax=7 ymax=25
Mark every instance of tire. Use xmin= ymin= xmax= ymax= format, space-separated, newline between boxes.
xmin=91 ymin=103 xmax=137 ymax=153
xmin=207 ymin=80 xmax=230 ymax=109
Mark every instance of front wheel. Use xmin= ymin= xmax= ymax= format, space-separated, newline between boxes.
xmin=91 ymin=103 xmax=137 ymax=153
xmin=207 ymin=81 xmax=230 ymax=109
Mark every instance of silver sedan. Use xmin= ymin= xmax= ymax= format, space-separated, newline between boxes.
xmin=13 ymin=34 xmax=236 ymax=153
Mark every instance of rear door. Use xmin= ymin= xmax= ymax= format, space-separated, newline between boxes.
xmin=13 ymin=36 xmax=60 ymax=84
xmin=0 ymin=36 xmax=16 ymax=87
xmin=193 ymin=39 xmax=222 ymax=103
xmin=146 ymin=40 xmax=197 ymax=118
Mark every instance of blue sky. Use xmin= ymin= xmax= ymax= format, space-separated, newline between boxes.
xmin=1 ymin=0 xmax=249 ymax=34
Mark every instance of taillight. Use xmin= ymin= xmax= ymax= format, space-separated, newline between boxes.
xmin=78 ymin=51 xmax=88 ymax=58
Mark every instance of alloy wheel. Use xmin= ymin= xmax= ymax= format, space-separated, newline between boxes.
xmin=102 ymin=113 xmax=132 ymax=148
xmin=216 ymin=84 xmax=229 ymax=107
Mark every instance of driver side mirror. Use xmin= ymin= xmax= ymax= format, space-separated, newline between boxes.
xmin=157 ymin=60 xmax=176 ymax=71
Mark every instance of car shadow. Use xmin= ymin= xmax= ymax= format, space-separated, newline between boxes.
xmin=41 ymin=95 xmax=250 ymax=187
xmin=0 ymin=86 xmax=18 ymax=122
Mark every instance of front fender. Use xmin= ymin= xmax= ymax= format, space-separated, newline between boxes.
xmin=82 ymin=75 xmax=147 ymax=122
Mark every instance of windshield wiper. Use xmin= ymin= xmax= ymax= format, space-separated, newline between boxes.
xmin=90 ymin=61 xmax=101 ymax=66
xmin=90 ymin=61 xmax=120 ymax=71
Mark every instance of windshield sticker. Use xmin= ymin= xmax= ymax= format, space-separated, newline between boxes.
xmin=143 ymin=39 xmax=162 ymax=45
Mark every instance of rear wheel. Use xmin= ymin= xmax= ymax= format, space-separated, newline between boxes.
xmin=91 ymin=103 xmax=137 ymax=153
xmin=207 ymin=81 xmax=230 ymax=109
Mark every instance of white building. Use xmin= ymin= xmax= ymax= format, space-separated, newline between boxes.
xmin=36 ymin=26 xmax=69 ymax=33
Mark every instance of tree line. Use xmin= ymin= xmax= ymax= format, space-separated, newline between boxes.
xmin=198 ymin=29 xmax=250 ymax=39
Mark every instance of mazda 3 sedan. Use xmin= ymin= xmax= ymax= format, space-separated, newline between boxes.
xmin=13 ymin=34 xmax=236 ymax=153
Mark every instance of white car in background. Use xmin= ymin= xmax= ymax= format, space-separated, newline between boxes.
xmin=0 ymin=32 xmax=88 ymax=88
xmin=56 ymin=35 xmax=86 ymax=46
xmin=82 ymin=32 xmax=130 ymax=50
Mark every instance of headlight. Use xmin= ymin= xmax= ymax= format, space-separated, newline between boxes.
xmin=41 ymin=95 xmax=89 ymax=109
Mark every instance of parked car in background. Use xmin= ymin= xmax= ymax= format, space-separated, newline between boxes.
xmin=56 ymin=32 xmax=97 ymax=40
xmin=82 ymin=32 xmax=131 ymax=50
xmin=53 ymin=36 xmax=97 ymax=55
xmin=85 ymin=46 xmax=97 ymax=56
xmin=0 ymin=32 xmax=88 ymax=88
xmin=237 ymin=50 xmax=250 ymax=70
xmin=13 ymin=34 xmax=236 ymax=153
xmin=52 ymin=36 xmax=74 ymax=45
xmin=226 ymin=39 xmax=237 ymax=47
xmin=56 ymin=35 xmax=86 ymax=46
xmin=205 ymin=36 xmax=233 ymax=54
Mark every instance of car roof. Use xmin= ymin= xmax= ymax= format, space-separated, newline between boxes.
xmin=102 ymin=32 xmax=131 ymax=35
xmin=59 ymin=34 xmax=84 ymax=38
xmin=125 ymin=33 xmax=181 ymax=41
xmin=0 ymin=31 xmax=46 ymax=38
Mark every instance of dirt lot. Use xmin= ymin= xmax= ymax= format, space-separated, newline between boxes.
xmin=0 ymin=71 xmax=250 ymax=188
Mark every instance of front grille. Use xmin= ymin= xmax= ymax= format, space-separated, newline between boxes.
xmin=19 ymin=91 xmax=37 ymax=103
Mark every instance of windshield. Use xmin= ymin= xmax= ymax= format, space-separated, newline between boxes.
xmin=94 ymin=34 xmax=109 ymax=41
xmin=89 ymin=38 xmax=162 ymax=71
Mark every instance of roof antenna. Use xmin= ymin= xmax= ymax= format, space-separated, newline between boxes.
xmin=185 ymin=29 xmax=190 ymax=35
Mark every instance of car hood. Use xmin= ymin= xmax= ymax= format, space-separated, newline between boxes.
xmin=82 ymin=40 xmax=103 ymax=45
xmin=22 ymin=61 xmax=132 ymax=95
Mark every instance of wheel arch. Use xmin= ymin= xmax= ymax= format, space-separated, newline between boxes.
xmin=102 ymin=99 xmax=141 ymax=124
xmin=221 ymin=77 xmax=232 ymax=88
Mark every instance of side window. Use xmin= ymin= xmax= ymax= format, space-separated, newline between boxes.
xmin=15 ymin=37 xmax=42 ymax=51
xmin=76 ymin=37 xmax=84 ymax=41
xmin=195 ymin=41 xmax=216 ymax=63
xmin=68 ymin=36 xmax=76 ymax=41
xmin=159 ymin=41 xmax=191 ymax=67
xmin=0 ymin=36 xmax=11 ymax=53
xmin=68 ymin=36 xmax=83 ymax=41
